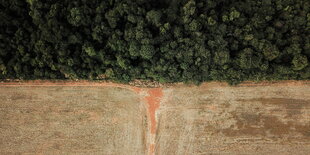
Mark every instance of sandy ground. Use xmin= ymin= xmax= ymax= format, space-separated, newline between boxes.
xmin=0 ymin=86 xmax=146 ymax=155
xmin=157 ymin=82 xmax=310 ymax=155
xmin=0 ymin=81 xmax=309 ymax=155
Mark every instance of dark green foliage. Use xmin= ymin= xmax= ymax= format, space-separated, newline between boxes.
xmin=292 ymin=54 xmax=308 ymax=71
xmin=0 ymin=0 xmax=309 ymax=84
xmin=237 ymin=48 xmax=263 ymax=69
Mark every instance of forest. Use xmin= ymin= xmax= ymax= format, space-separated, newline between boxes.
xmin=0 ymin=0 xmax=309 ymax=84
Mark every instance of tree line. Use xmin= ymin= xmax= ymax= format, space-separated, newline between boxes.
xmin=0 ymin=0 xmax=309 ymax=84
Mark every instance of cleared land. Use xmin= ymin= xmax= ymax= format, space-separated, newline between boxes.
xmin=0 ymin=81 xmax=309 ymax=155
xmin=157 ymin=82 xmax=310 ymax=155
xmin=0 ymin=86 xmax=146 ymax=154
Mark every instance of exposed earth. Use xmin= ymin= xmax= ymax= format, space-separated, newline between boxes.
xmin=0 ymin=81 xmax=309 ymax=155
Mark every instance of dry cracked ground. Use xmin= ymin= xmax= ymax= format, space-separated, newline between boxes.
xmin=0 ymin=81 xmax=309 ymax=155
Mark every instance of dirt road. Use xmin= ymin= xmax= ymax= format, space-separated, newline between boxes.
xmin=0 ymin=81 xmax=309 ymax=155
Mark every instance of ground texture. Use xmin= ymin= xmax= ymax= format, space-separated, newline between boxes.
xmin=0 ymin=81 xmax=309 ymax=155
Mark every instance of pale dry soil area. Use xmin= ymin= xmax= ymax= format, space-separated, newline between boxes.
xmin=157 ymin=83 xmax=310 ymax=155
xmin=0 ymin=86 xmax=146 ymax=155
xmin=0 ymin=81 xmax=309 ymax=155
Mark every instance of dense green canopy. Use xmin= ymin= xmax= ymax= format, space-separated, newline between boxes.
xmin=0 ymin=0 xmax=309 ymax=84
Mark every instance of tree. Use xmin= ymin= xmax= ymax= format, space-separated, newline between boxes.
xmin=237 ymin=48 xmax=263 ymax=69
xmin=0 ymin=0 xmax=309 ymax=84
xmin=292 ymin=54 xmax=308 ymax=71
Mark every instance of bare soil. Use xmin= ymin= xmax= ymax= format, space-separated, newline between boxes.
xmin=0 ymin=81 xmax=309 ymax=155
xmin=0 ymin=86 xmax=146 ymax=154
xmin=156 ymin=82 xmax=310 ymax=155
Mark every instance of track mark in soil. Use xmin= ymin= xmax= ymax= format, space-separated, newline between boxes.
xmin=144 ymin=88 xmax=163 ymax=155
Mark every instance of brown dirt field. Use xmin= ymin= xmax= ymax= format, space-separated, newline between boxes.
xmin=0 ymin=86 xmax=146 ymax=155
xmin=0 ymin=80 xmax=309 ymax=155
xmin=157 ymin=83 xmax=310 ymax=155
